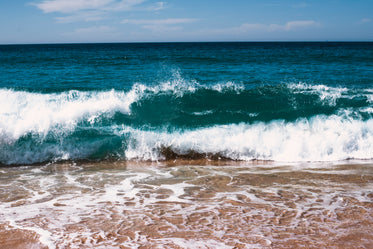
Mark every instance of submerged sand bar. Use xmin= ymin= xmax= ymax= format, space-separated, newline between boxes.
xmin=0 ymin=160 xmax=373 ymax=248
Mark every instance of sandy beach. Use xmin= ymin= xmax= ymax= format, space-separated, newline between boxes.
xmin=1 ymin=160 xmax=372 ymax=248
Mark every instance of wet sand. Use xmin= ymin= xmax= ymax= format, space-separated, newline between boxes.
xmin=1 ymin=160 xmax=373 ymax=248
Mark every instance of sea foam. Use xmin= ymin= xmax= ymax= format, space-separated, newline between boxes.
xmin=123 ymin=115 xmax=373 ymax=162
xmin=0 ymin=89 xmax=134 ymax=141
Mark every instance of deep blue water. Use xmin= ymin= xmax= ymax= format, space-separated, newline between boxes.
xmin=0 ymin=42 xmax=372 ymax=165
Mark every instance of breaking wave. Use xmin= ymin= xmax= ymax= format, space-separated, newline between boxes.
xmin=1 ymin=80 xmax=372 ymax=165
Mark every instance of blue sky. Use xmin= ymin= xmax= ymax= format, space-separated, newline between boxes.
xmin=0 ymin=0 xmax=372 ymax=44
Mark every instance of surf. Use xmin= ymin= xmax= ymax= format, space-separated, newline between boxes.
xmin=0 ymin=80 xmax=372 ymax=165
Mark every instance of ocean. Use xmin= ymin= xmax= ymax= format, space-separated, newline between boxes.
xmin=0 ymin=42 xmax=373 ymax=248
xmin=1 ymin=42 xmax=373 ymax=165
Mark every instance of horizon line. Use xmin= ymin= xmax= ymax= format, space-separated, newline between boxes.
xmin=1 ymin=40 xmax=373 ymax=46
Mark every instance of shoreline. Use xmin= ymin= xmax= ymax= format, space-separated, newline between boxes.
xmin=1 ymin=160 xmax=372 ymax=248
xmin=2 ymin=157 xmax=373 ymax=169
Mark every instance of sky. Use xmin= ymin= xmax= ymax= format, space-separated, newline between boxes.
xmin=0 ymin=0 xmax=372 ymax=44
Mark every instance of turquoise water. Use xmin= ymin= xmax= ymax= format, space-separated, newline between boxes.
xmin=0 ymin=42 xmax=372 ymax=165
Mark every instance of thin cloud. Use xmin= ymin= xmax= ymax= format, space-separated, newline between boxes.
xmin=55 ymin=11 xmax=106 ymax=23
xmin=32 ymin=0 xmax=146 ymax=13
xmin=122 ymin=18 xmax=197 ymax=25
xmin=265 ymin=3 xmax=309 ymax=8
xmin=107 ymin=0 xmax=147 ymax=11
xmin=360 ymin=18 xmax=372 ymax=23
xmin=269 ymin=20 xmax=319 ymax=31
xmin=33 ymin=0 xmax=115 ymax=13
xmin=291 ymin=3 xmax=309 ymax=8
xmin=32 ymin=0 xmax=153 ymax=22
xmin=149 ymin=1 xmax=167 ymax=11
xmin=264 ymin=3 xmax=281 ymax=7
xmin=74 ymin=25 xmax=115 ymax=34
xmin=122 ymin=18 xmax=198 ymax=31
xmin=62 ymin=25 xmax=122 ymax=42
xmin=217 ymin=20 xmax=319 ymax=34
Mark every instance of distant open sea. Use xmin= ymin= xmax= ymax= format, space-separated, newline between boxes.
xmin=1 ymin=42 xmax=372 ymax=165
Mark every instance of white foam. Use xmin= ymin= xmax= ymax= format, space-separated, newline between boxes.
xmin=154 ymin=238 xmax=233 ymax=249
xmin=7 ymin=220 xmax=56 ymax=249
xmin=360 ymin=107 xmax=373 ymax=114
xmin=122 ymin=115 xmax=373 ymax=162
xmin=288 ymin=82 xmax=350 ymax=106
xmin=0 ymin=89 xmax=136 ymax=141
xmin=157 ymin=182 xmax=194 ymax=203
xmin=211 ymin=81 xmax=245 ymax=93
xmin=192 ymin=110 xmax=214 ymax=116
xmin=366 ymin=89 xmax=373 ymax=103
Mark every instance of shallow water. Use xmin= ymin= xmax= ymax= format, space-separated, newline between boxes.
xmin=1 ymin=160 xmax=372 ymax=248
